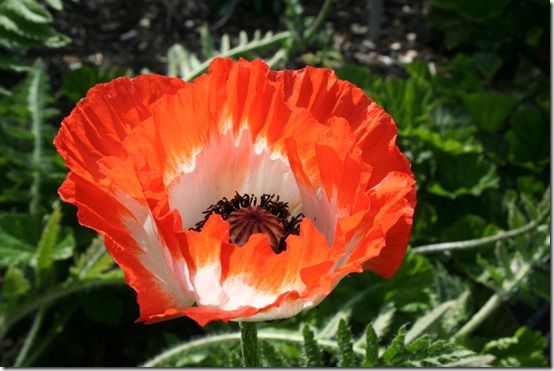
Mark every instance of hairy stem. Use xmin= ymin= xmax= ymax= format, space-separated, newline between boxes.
xmin=13 ymin=308 xmax=45 ymax=367
xmin=303 ymin=0 xmax=334 ymax=43
xmin=412 ymin=208 xmax=548 ymax=254
xmin=455 ymin=255 xmax=535 ymax=338
xmin=28 ymin=60 xmax=45 ymax=215
xmin=183 ymin=31 xmax=291 ymax=81
xmin=240 ymin=322 xmax=259 ymax=367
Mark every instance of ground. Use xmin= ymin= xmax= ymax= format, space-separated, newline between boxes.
xmin=33 ymin=0 xmax=442 ymax=89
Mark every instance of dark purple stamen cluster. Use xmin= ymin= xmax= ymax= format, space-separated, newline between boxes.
xmin=193 ymin=192 xmax=304 ymax=253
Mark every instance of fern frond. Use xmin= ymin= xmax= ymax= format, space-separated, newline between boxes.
xmin=302 ymin=325 xmax=323 ymax=367
xmin=166 ymin=29 xmax=291 ymax=81
xmin=381 ymin=324 xmax=408 ymax=365
xmin=362 ymin=323 xmax=378 ymax=367
xmin=260 ymin=340 xmax=288 ymax=367
xmin=337 ymin=319 xmax=357 ymax=367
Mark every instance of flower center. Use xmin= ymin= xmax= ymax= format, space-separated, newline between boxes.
xmin=193 ymin=193 xmax=303 ymax=253
xmin=227 ymin=206 xmax=284 ymax=248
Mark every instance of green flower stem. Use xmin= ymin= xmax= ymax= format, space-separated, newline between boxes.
xmin=303 ymin=0 xmax=334 ymax=43
xmin=13 ymin=308 xmax=45 ymax=367
xmin=239 ymin=322 xmax=259 ymax=367
xmin=183 ymin=31 xmax=291 ymax=81
xmin=412 ymin=208 xmax=548 ymax=254
xmin=454 ymin=252 xmax=536 ymax=339
xmin=28 ymin=60 xmax=45 ymax=216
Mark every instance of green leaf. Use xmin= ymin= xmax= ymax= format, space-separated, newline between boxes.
xmin=428 ymin=152 xmax=499 ymax=199
xmin=317 ymin=305 xmax=351 ymax=340
xmin=362 ymin=323 xmax=378 ymax=367
xmin=432 ymin=0 xmax=510 ymax=21
xmin=302 ymin=325 xmax=323 ymax=366
xmin=505 ymin=107 xmax=549 ymax=170
xmin=61 ymin=66 xmax=129 ymax=102
xmin=0 ymin=54 xmax=30 ymax=72
xmin=372 ymin=302 xmax=396 ymax=338
xmin=472 ymin=52 xmax=502 ymax=81
xmin=441 ymin=215 xmax=500 ymax=241
xmin=44 ymin=0 xmax=63 ymax=11
xmin=403 ymin=337 xmax=476 ymax=367
xmin=166 ymin=30 xmax=290 ymax=81
xmin=378 ymin=77 xmax=434 ymax=132
xmin=381 ymin=324 xmax=408 ymax=365
xmin=483 ymin=327 xmax=548 ymax=367
xmin=199 ymin=24 xmax=215 ymax=58
xmin=2 ymin=0 xmax=52 ymax=24
xmin=0 ymin=228 xmax=35 ymax=266
xmin=35 ymin=202 xmax=62 ymax=283
xmin=227 ymin=349 xmax=242 ymax=367
xmin=405 ymin=299 xmax=457 ymax=344
xmin=52 ymin=229 xmax=75 ymax=261
xmin=260 ymin=341 xmax=287 ymax=367
xmin=414 ymin=127 xmax=481 ymax=155
xmin=2 ymin=265 xmax=31 ymax=300
xmin=336 ymin=64 xmax=374 ymax=89
xmin=337 ymin=319 xmax=357 ymax=367
xmin=461 ymin=91 xmax=517 ymax=133
xmin=70 ymin=237 xmax=115 ymax=279
xmin=445 ymin=354 xmax=496 ymax=367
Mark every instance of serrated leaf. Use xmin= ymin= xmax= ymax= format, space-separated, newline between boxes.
xmin=317 ymin=307 xmax=351 ymax=340
xmin=405 ymin=299 xmax=456 ymax=344
xmin=404 ymin=339 xmax=476 ymax=367
xmin=483 ymin=327 xmax=548 ymax=367
xmin=260 ymin=341 xmax=287 ymax=367
xmin=227 ymin=349 xmax=242 ymax=367
xmin=302 ymin=325 xmax=322 ymax=367
xmin=362 ymin=323 xmax=378 ymax=367
xmin=220 ymin=33 xmax=230 ymax=53
xmin=167 ymin=44 xmax=189 ymax=78
xmin=445 ymin=354 xmax=495 ymax=367
xmin=199 ymin=24 xmax=215 ymax=58
xmin=381 ymin=324 xmax=408 ymax=365
xmin=337 ymin=319 xmax=357 ymax=367
xmin=3 ymin=265 xmax=31 ymax=300
xmin=239 ymin=30 xmax=248 ymax=45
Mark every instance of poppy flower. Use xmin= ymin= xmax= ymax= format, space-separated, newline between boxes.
xmin=54 ymin=58 xmax=416 ymax=326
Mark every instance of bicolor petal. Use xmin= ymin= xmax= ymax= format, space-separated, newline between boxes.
xmin=55 ymin=58 xmax=416 ymax=326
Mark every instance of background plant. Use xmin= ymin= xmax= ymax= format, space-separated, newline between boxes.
xmin=0 ymin=0 xmax=549 ymax=366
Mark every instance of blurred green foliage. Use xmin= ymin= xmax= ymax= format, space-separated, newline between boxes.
xmin=0 ymin=0 xmax=550 ymax=366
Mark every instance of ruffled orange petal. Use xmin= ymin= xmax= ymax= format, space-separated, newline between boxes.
xmin=55 ymin=58 xmax=416 ymax=326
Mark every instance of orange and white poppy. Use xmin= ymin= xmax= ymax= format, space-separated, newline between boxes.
xmin=54 ymin=58 xmax=416 ymax=326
